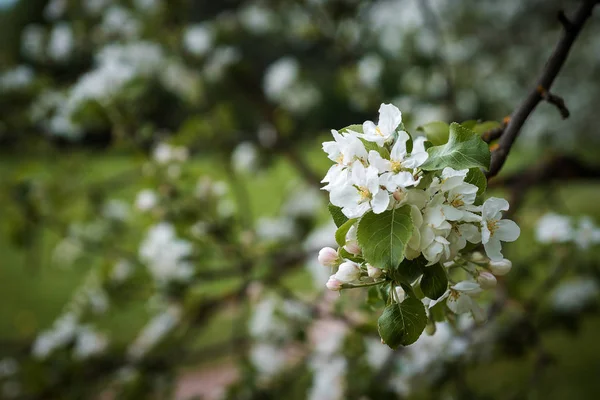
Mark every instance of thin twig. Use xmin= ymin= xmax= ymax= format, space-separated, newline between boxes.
xmin=487 ymin=0 xmax=598 ymax=179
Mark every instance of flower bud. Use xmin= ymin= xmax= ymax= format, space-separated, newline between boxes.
xmin=326 ymin=275 xmax=343 ymax=291
xmin=489 ymin=258 xmax=512 ymax=276
xmin=318 ymin=247 xmax=339 ymax=267
xmin=367 ymin=264 xmax=383 ymax=279
xmin=393 ymin=190 xmax=405 ymax=202
xmin=477 ymin=271 xmax=497 ymax=289
xmin=394 ymin=286 xmax=406 ymax=303
xmin=344 ymin=240 xmax=361 ymax=255
xmin=471 ymin=251 xmax=486 ymax=263
xmin=335 ymin=261 xmax=361 ymax=283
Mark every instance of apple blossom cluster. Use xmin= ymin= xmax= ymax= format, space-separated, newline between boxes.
xmin=318 ymin=104 xmax=521 ymax=343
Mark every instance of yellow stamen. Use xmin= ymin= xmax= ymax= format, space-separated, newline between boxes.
xmin=375 ymin=126 xmax=384 ymax=136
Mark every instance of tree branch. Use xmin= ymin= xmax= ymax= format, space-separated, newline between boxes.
xmin=486 ymin=0 xmax=598 ymax=179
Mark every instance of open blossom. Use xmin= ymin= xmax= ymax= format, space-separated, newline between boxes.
xmin=329 ymin=160 xmax=389 ymax=218
xmin=361 ymin=103 xmax=402 ymax=146
xmin=481 ymin=198 xmax=520 ymax=261
xmin=431 ymin=281 xmax=485 ymax=322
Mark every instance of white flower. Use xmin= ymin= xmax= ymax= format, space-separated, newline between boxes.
xmin=481 ymin=197 xmax=520 ymax=261
xmin=489 ymin=258 xmax=512 ymax=276
xmin=329 ymin=160 xmax=389 ymax=218
xmin=153 ymin=143 xmax=188 ymax=164
xmin=552 ymin=278 xmax=599 ymax=313
xmin=73 ymin=326 xmax=108 ymax=360
xmin=321 ymin=129 xmax=368 ymax=190
xmin=183 ymin=24 xmax=213 ymax=56
xmin=231 ymin=141 xmax=258 ymax=173
xmin=138 ymin=223 xmax=194 ymax=283
xmin=135 ymin=189 xmax=158 ymax=211
xmin=361 ymin=103 xmax=402 ymax=146
xmin=263 ymin=57 xmax=299 ymax=100
xmin=48 ymin=23 xmax=74 ymax=62
xmin=431 ymin=281 xmax=485 ymax=322
xmin=335 ymin=261 xmax=361 ymax=283
xmin=573 ymin=216 xmax=600 ymax=249
xmin=535 ymin=213 xmax=573 ymax=244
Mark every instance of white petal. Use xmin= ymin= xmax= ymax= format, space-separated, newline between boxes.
xmin=391 ymin=131 xmax=409 ymax=160
xmin=459 ymin=224 xmax=482 ymax=243
xmin=483 ymin=238 xmax=503 ymax=262
xmin=482 ymin=197 xmax=509 ymax=219
xmin=371 ymin=190 xmax=390 ymax=214
xmin=428 ymin=289 xmax=450 ymax=308
xmin=378 ymin=103 xmax=402 ymax=136
xmin=394 ymin=171 xmax=417 ymax=188
xmin=362 ymin=120 xmax=378 ymax=137
xmin=441 ymin=205 xmax=463 ymax=221
xmin=495 ymin=220 xmax=520 ymax=242
xmin=368 ymin=150 xmax=390 ymax=173
xmin=452 ymin=281 xmax=482 ymax=294
xmin=447 ymin=292 xmax=472 ymax=314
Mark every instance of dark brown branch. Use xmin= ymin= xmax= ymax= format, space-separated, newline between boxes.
xmin=537 ymin=85 xmax=570 ymax=119
xmin=486 ymin=0 xmax=598 ymax=179
xmin=482 ymin=116 xmax=510 ymax=143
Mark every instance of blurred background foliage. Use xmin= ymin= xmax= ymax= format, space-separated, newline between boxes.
xmin=0 ymin=0 xmax=600 ymax=399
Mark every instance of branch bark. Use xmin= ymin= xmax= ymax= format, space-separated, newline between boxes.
xmin=486 ymin=0 xmax=598 ymax=179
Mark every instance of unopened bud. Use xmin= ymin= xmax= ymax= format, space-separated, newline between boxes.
xmin=477 ymin=271 xmax=497 ymax=289
xmin=367 ymin=264 xmax=383 ymax=279
xmin=335 ymin=261 xmax=361 ymax=283
xmin=318 ymin=247 xmax=339 ymax=267
xmin=489 ymin=258 xmax=512 ymax=276
xmin=394 ymin=286 xmax=406 ymax=303
xmin=344 ymin=240 xmax=361 ymax=255
xmin=326 ymin=276 xmax=343 ymax=291
xmin=471 ymin=251 xmax=486 ymax=263
xmin=393 ymin=190 xmax=405 ymax=202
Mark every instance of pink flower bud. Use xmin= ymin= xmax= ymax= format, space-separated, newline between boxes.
xmin=318 ymin=247 xmax=339 ymax=267
xmin=477 ymin=271 xmax=497 ymax=289
xmin=326 ymin=275 xmax=343 ymax=291
xmin=343 ymin=240 xmax=361 ymax=255
xmin=489 ymin=258 xmax=512 ymax=276
xmin=367 ymin=264 xmax=383 ymax=279
xmin=335 ymin=261 xmax=361 ymax=283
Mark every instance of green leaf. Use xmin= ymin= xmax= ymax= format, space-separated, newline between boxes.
xmin=359 ymin=138 xmax=390 ymax=159
xmin=335 ymin=218 xmax=356 ymax=246
xmin=378 ymin=297 xmax=427 ymax=348
xmin=460 ymin=120 xmax=478 ymax=129
xmin=420 ymin=263 xmax=448 ymax=300
xmin=417 ymin=121 xmax=449 ymax=146
xmin=328 ymin=203 xmax=348 ymax=228
xmin=339 ymin=247 xmax=363 ymax=263
xmin=340 ymin=124 xmax=363 ymax=134
xmin=465 ymin=168 xmax=487 ymax=196
xmin=357 ymin=207 xmax=413 ymax=270
xmin=389 ymin=256 xmax=426 ymax=284
xmin=472 ymin=120 xmax=501 ymax=135
xmin=429 ymin=300 xmax=447 ymax=322
xmin=421 ymin=122 xmax=491 ymax=171
xmin=367 ymin=286 xmax=385 ymax=309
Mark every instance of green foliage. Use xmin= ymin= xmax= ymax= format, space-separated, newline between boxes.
xmin=357 ymin=207 xmax=413 ymax=270
xmin=421 ymin=123 xmax=491 ymax=171
xmin=335 ymin=218 xmax=356 ymax=246
xmin=417 ymin=121 xmax=450 ymax=146
xmin=377 ymin=297 xmax=427 ymax=348
xmin=328 ymin=203 xmax=348 ymax=228
xmin=465 ymin=167 xmax=487 ymax=196
xmin=389 ymin=256 xmax=426 ymax=284
xmin=420 ymin=263 xmax=449 ymax=300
